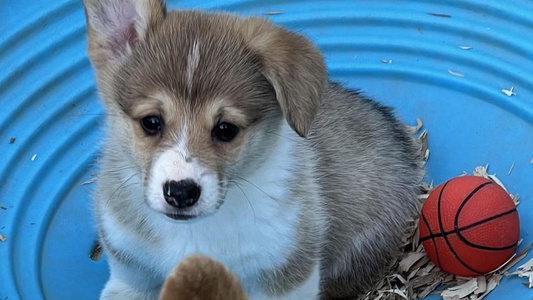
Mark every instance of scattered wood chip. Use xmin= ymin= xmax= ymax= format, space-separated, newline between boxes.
xmin=381 ymin=59 xmax=393 ymax=64
xmin=82 ymin=178 xmax=97 ymax=185
xmin=511 ymin=194 xmax=520 ymax=206
xmin=508 ymin=161 xmax=515 ymax=175
xmin=442 ymin=278 xmax=478 ymax=298
xmin=418 ymin=279 xmax=441 ymax=298
xmin=89 ymin=241 xmax=103 ymax=261
xmin=385 ymin=289 xmax=409 ymax=299
xmin=448 ymin=69 xmax=465 ymax=78
xmin=406 ymin=118 xmax=424 ymax=134
xmin=428 ymin=13 xmax=452 ymax=18
xmin=0 ymin=234 xmax=7 ymax=242
xmin=263 ymin=11 xmax=283 ymax=15
xmin=501 ymin=86 xmax=516 ymax=97
xmin=399 ymin=252 xmax=427 ymax=273
xmin=476 ymin=276 xmax=487 ymax=294
xmin=472 ymin=164 xmax=490 ymax=177
xmin=518 ymin=258 xmax=533 ymax=271
xmin=418 ymin=130 xmax=429 ymax=158
xmin=478 ymin=274 xmax=502 ymax=299
xmin=9 ymin=137 xmax=16 ymax=144
xmin=459 ymin=46 xmax=472 ymax=50
xmin=31 ymin=154 xmax=37 ymax=161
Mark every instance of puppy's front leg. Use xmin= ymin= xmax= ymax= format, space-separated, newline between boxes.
xmin=100 ymin=256 xmax=162 ymax=300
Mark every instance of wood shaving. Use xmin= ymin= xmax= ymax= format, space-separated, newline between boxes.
xmin=472 ymin=165 xmax=490 ymax=177
xmin=406 ymin=118 xmax=424 ymax=135
xmin=381 ymin=59 xmax=393 ymax=64
xmin=478 ymin=274 xmax=501 ymax=299
xmin=428 ymin=13 xmax=452 ymax=18
xmin=81 ymin=178 xmax=97 ymax=185
xmin=89 ymin=241 xmax=103 ymax=261
xmin=399 ymin=253 xmax=427 ymax=273
xmin=0 ymin=234 xmax=6 ymax=242
xmin=31 ymin=154 xmax=37 ymax=161
xmin=508 ymin=161 xmax=515 ymax=175
xmin=459 ymin=46 xmax=472 ymax=50
xmin=441 ymin=278 xmax=478 ymax=298
xmin=263 ymin=11 xmax=283 ymax=15
xmin=418 ymin=130 xmax=429 ymax=164
xmin=501 ymin=86 xmax=516 ymax=97
xmin=518 ymin=258 xmax=533 ymax=271
xmin=448 ymin=69 xmax=465 ymax=78
xmin=361 ymin=159 xmax=531 ymax=299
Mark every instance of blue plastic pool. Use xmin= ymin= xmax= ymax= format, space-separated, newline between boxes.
xmin=1 ymin=0 xmax=532 ymax=299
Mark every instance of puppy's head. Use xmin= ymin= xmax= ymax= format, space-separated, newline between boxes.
xmin=84 ymin=0 xmax=326 ymax=220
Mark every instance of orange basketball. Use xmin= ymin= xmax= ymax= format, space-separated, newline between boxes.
xmin=419 ymin=176 xmax=519 ymax=277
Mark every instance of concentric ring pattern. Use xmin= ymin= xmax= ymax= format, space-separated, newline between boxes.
xmin=1 ymin=0 xmax=532 ymax=299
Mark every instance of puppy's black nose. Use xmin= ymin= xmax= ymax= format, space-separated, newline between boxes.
xmin=163 ymin=179 xmax=201 ymax=209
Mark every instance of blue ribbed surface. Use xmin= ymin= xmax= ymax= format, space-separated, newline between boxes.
xmin=1 ymin=1 xmax=531 ymax=299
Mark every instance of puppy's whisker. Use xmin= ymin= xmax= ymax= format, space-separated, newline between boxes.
xmin=234 ymin=176 xmax=280 ymax=203
xmin=114 ymin=181 xmax=140 ymax=202
xmin=264 ymin=131 xmax=301 ymax=143
xmin=66 ymin=113 xmax=109 ymax=117
xmin=106 ymin=172 xmax=141 ymax=205
xmin=107 ymin=166 xmax=138 ymax=173
xmin=228 ymin=180 xmax=257 ymax=223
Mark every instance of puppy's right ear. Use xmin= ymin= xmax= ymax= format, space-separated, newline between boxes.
xmin=83 ymin=0 xmax=166 ymax=69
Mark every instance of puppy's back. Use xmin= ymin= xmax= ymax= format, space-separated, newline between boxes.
xmin=310 ymin=84 xmax=423 ymax=298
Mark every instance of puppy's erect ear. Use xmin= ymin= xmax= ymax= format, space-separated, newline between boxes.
xmin=83 ymin=0 xmax=166 ymax=69
xmin=240 ymin=18 xmax=327 ymax=137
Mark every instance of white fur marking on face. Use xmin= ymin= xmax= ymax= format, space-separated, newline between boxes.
xmin=176 ymin=124 xmax=190 ymax=161
xmin=186 ymin=40 xmax=200 ymax=93
xmin=145 ymin=123 xmax=220 ymax=216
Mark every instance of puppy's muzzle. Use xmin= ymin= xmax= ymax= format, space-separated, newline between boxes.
xmin=163 ymin=179 xmax=201 ymax=209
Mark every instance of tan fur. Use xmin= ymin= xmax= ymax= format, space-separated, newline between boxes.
xmin=159 ymin=255 xmax=248 ymax=300
xmin=239 ymin=18 xmax=326 ymax=137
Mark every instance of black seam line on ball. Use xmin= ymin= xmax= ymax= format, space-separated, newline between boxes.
xmin=421 ymin=211 xmax=442 ymax=268
xmin=422 ymin=180 xmax=493 ymax=244
xmin=420 ymin=208 xmax=518 ymax=245
xmin=455 ymin=209 xmax=518 ymax=251
xmin=454 ymin=181 xmax=518 ymax=251
xmin=437 ymin=181 xmax=484 ymax=275
xmin=454 ymin=182 xmax=494 ymax=231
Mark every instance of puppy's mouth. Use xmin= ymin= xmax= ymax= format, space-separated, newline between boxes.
xmin=163 ymin=197 xmax=226 ymax=221
xmin=165 ymin=212 xmax=197 ymax=221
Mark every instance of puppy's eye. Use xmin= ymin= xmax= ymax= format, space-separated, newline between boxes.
xmin=140 ymin=115 xmax=162 ymax=135
xmin=212 ymin=122 xmax=239 ymax=142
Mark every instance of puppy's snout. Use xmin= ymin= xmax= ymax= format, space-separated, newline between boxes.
xmin=163 ymin=179 xmax=201 ymax=209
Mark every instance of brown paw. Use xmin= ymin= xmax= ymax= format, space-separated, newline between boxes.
xmin=159 ymin=255 xmax=248 ymax=300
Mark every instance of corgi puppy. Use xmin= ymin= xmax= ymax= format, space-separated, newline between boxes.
xmin=159 ymin=254 xmax=248 ymax=300
xmin=83 ymin=0 xmax=424 ymax=299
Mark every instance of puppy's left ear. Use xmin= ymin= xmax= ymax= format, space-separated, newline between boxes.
xmin=240 ymin=18 xmax=327 ymax=137
xmin=83 ymin=0 xmax=166 ymax=69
